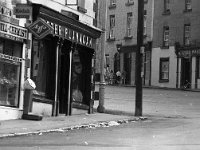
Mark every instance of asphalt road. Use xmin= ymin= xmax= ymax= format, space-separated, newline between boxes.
xmin=1 ymin=86 xmax=200 ymax=150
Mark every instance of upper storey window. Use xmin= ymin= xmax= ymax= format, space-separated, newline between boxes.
xmin=65 ymin=0 xmax=87 ymax=13
xmin=163 ymin=0 xmax=170 ymax=15
xmin=185 ymin=0 xmax=192 ymax=12
xmin=109 ymin=0 xmax=116 ymax=9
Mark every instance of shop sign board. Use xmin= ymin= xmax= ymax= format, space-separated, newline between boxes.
xmin=45 ymin=19 xmax=93 ymax=48
xmin=178 ymin=48 xmax=200 ymax=58
xmin=0 ymin=21 xmax=28 ymax=42
xmin=0 ymin=53 xmax=23 ymax=63
xmin=13 ymin=4 xmax=32 ymax=19
xmin=27 ymin=18 xmax=53 ymax=39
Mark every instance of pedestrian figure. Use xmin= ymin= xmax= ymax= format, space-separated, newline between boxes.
xmin=121 ymin=70 xmax=126 ymax=84
xmin=116 ymin=70 xmax=121 ymax=84
xmin=110 ymin=70 xmax=114 ymax=85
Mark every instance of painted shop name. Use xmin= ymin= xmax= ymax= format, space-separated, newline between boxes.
xmin=0 ymin=53 xmax=23 ymax=63
xmin=45 ymin=20 xmax=93 ymax=48
xmin=0 ymin=21 xmax=27 ymax=39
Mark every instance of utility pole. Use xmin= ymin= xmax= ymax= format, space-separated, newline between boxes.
xmin=135 ymin=0 xmax=144 ymax=116
xmin=97 ymin=0 xmax=107 ymax=113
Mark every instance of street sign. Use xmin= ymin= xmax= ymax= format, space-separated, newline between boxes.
xmin=27 ymin=18 xmax=53 ymax=39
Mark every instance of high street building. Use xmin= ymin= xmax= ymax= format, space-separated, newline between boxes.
xmin=96 ymin=0 xmax=153 ymax=85
xmin=0 ymin=0 xmax=101 ymax=120
xmin=151 ymin=0 xmax=200 ymax=90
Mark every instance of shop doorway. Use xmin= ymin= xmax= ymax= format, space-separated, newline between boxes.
xmin=124 ymin=53 xmax=131 ymax=84
xmin=181 ymin=58 xmax=191 ymax=89
xmin=59 ymin=42 xmax=71 ymax=115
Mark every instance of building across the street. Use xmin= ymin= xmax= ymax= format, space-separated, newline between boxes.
xmin=151 ymin=0 xmax=200 ymax=90
xmin=96 ymin=0 xmax=153 ymax=86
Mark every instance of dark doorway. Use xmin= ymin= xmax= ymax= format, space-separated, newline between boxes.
xmin=59 ymin=41 xmax=71 ymax=114
xmin=124 ymin=52 xmax=131 ymax=84
xmin=181 ymin=58 xmax=191 ymax=88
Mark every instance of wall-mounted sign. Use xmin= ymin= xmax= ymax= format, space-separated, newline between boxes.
xmin=0 ymin=21 xmax=28 ymax=42
xmin=44 ymin=19 xmax=93 ymax=48
xmin=13 ymin=4 xmax=32 ymax=19
xmin=0 ymin=53 xmax=23 ymax=63
xmin=178 ymin=48 xmax=200 ymax=58
xmin=27 ymin=18 xmax=53 ymax=39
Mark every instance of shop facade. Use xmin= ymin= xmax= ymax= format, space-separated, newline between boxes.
xmin=29 ymin=4 xmax=101 ymax=116
xmin=176 ymin=45 xmax=200 ymax=90
xmin=117 ymin=43 xmax=151 ymax=86
xmin=0 ymin=2 xmax=28 ymax=120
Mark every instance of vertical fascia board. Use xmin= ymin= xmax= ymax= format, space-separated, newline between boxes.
xmin=19 ymin=43 xmax=26 ymax=110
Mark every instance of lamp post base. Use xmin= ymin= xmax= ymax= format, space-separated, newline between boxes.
xmin=97 ymin=82 xmax=106 ymax=113
xmin=97 ymin=105 xmax=105 ymax=113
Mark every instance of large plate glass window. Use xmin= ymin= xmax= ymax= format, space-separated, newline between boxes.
xmin=0 ymin=39 xmax=22 ymax=107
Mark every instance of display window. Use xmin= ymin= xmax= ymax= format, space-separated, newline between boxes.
xmin=0 ymin=39 xmax=22 ymax=107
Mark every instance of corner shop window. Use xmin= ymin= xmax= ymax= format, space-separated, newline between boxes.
xmin=0 ymin=39 xmax=22 ymax=107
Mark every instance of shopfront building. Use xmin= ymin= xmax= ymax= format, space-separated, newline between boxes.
xmin=118 ymin=42 xmax=151 ymax=86
xmin=29 ymin=4 xmax=101 ymax=116
xmin=0 ymin=2 xmax=28 ymax=120
xmin=176 ymin=46 xmax=200 ymax=89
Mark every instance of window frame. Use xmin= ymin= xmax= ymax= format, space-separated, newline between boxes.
xmin=185 ymin=0 xmax=192 ymax=11
xmin=143 ymin=10 xmax=147 ymax=36
xmin=159 ymin=57 xmax=169 ymax=82
xmin=184 ymin=24 xmax=191 ymax=46
xmin=163 ymin=26 xmax=169 ymax=48
xmin=164 ymin=0 xmax=170 ymax=12
xmin=126 ymin=12 xmax=132 ymax=37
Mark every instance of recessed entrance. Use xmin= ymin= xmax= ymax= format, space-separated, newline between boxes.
xmin=181 ymin=58 xmax=191 ymax=88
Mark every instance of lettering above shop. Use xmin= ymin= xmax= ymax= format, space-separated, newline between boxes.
xmin=45 ymin=20 xmax=93 ymax=48
xmin=28 ymin=18 xmax=93 ymax=48
xmin=0 ymin=53 xmax=23 ymax=63
xmin=178 ymin=48 xmax=200 ymax=58
xmin=0 ymin=21 xmax=28 ymax=42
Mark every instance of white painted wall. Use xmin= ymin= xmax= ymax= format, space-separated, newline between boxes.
xmin=0 ymin=107 xmax=22 ymax=120
xmin=29 ymin=0 xmax=96 ymax=28
xmin=151 ymin=46 xmax=177 ymax=88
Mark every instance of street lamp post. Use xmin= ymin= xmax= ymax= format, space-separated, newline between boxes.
xmin=135 ymin=0 xmax=144 ymax=116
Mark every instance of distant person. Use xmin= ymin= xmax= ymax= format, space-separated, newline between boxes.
xmin=121 ymin=70 xmax=126 ymax=84
xmin=116 ymin=70 xmax=121 ymax=84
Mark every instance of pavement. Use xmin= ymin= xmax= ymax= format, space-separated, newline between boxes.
xmin=1 ymin=84 xmax=199 ymax=139
xmin=0 ymin=113 xmax=143 ymax=138
xmin=0 ymin=84 xmax=142 ymax=138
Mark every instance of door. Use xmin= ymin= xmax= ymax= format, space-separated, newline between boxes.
xmin=124 ymin=52 xmax=131 ymax=84
xmin=181 ymin=58 xmax=191 ymax=88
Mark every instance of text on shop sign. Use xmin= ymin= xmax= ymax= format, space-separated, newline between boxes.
xmin=0 ymin=53 xmax=23 ymax=63
xmin=45 ymin=20 xmax=93 ymax=48
xmin=0 ymin=21 xmax=28 ymax=40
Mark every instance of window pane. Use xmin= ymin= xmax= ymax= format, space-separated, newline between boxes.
xmin=0 ymin=39 xmax=22 ymax=107
xmin=160 ymin=58 xmax=169 ymax=81
xmin=0 ymin=62 xmax=20 ymax=106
